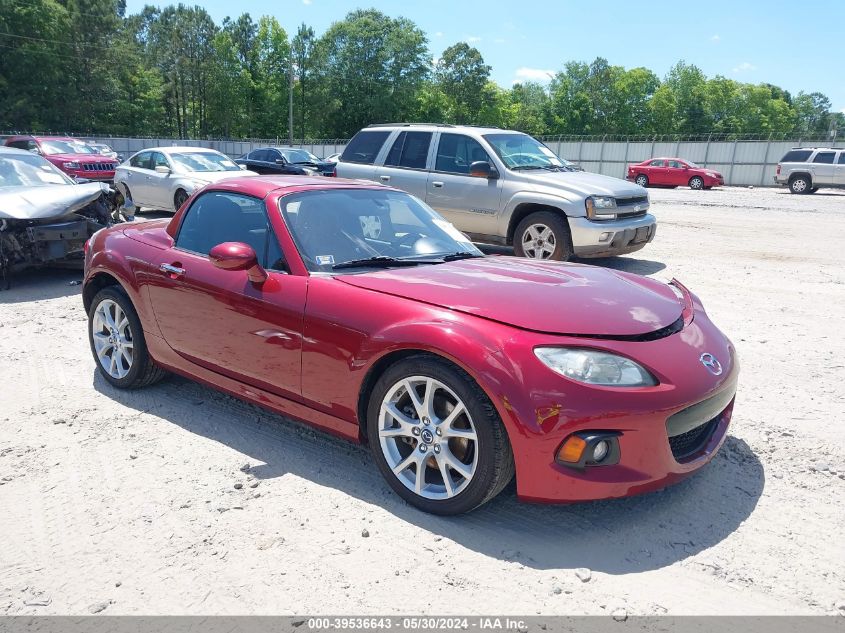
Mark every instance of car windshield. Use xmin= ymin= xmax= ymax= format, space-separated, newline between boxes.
xmin=0 ymin=153 xmax=73 ymax=187
xmin=169 ymin=151 xmax=241 ymax=172
xmin=39 ymin=139 xmax=96 ymax=155
xmin=483 ymin=133 xmax=564 ymax=169
xmin=279 ymin=188 xmax=482 ymax=272
xmin=280 ymin=149 xmax=320 ymax=163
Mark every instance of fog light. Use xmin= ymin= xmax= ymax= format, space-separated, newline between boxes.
xmin=599 ymin=232 xmax=612 ymax=242
xmin=592 ymin=440 xmax=610 ymax=463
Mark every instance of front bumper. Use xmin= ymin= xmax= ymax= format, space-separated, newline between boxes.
xmin=496 ymin=306 xmax=738 ymax=503
xmin=570 ymin=213 xmax=657 ymax=257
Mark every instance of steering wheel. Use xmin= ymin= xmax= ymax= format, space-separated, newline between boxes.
xmin=397 ymin=231 xmax=427 ymax=250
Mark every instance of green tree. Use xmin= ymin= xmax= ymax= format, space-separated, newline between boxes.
xmin=434 ymin=42 xmax=492 ymax=124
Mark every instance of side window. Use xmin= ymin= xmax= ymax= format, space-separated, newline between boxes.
xmin=130 ymin=152 xmax=152 ymax=169
xmin=813 ymin=151 xmax=835 ymax=164
xmin=780 ymin=150 xmax=812 ymax=163
xmin=7 ymin=140 xmax=27 ymax=150
xmin=838 ymin=152 xmax=845 ymax=165
xmin=435 ymin=134 xmax=491 ymax=174
xmin=649 ymin=159 xmax=666 ymax=167
xmin=384 ymin=131 xmax=432 ymax=169
xmin=176 ymin=192 xmax=283 ymax=270
xmin=668 ymin=160 xmax=683 ymax=168
xmin=268 ymin=149 xmax=283 ymax=163
xmin=340 ymin=131 xmax=390 ymax=164
xmin=151 ymin=152 xmax=169 ymax=169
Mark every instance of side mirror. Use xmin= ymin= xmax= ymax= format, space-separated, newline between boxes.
xmin=239 ymin=164 xmax=248 ymax=170
xmin=469 ymin=160 xmax=498 ymax=179
xmin=209 ymin=242 xmax=268 ymax=284
xmin=30 ymin=148 xmax=42 ymax=155
xmin=154 ymin=165 xmax=171 ymax=175
xmin=275 ymin=159 xmax=285 ymax=165
xmin=73 ymin=175 xmax=91 ymax=184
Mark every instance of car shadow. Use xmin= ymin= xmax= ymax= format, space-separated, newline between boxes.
xmin=578 ymin=256 xmax=667 ymax=276
xmin=94 ymin=371 xmax=764 ymax=575
xmin=0 ymin=267 xmax=83 ymax=303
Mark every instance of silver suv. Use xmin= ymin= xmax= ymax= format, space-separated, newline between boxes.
xmin=775 ymin=147 xmax=845 ymax=194
xmin=336 ymin=124 xmax=656 ymax=260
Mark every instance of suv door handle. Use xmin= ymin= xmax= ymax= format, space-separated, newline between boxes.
xmin=379 ymin=175 xmax=390 ymax=182
xmin=432 ymin=181 xmax=444 ymax=188
xmin=160 ymin=263 xmax=185 ymax=278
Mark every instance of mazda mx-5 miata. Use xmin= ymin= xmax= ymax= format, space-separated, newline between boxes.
xmin=83 ymin=176 xmax=738 ymax=515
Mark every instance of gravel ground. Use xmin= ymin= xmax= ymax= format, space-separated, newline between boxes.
xmin=0 ymin=186 xmax=843 ymax=616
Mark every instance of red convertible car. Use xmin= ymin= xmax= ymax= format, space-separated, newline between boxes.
xmin=627 ymin=158 xmax=724 ymax=190
xmin=82 ymin=176 xmax=738 ymax=515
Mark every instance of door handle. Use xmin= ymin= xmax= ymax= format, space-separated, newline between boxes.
xmin=379 ymin=175 xmax=390 ymax=182
xmin=432 ymin=181 xmax=444 ymax=188
xmin=159 ymin=263 xmax=185 ymax=278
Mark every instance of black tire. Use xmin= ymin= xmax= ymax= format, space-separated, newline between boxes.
xmin=689 ymin=176 xmax=704 ymax=190
xmin=512 ymin=211 xmax=574 ymax=261
xmin=88 ymin=285 xmax=166 ymax=389
xmin=366 ymin=355 xmax=515 ymax=515
xmin=810 ymin=187 xmax=819 ymax=194
xmin=174 ymin=189 xmax=189 ymax=211
xmin=789 ymin=175 xmax=811 ymax=194
xmin=634 ymin=174 xmax=649 ymax=187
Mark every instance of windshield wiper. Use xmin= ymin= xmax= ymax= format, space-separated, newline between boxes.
xmin=440 ymin=252 xmax=484 ymax=261
xmin=510 ymin=165 xmax=546 ymax=170
xmin=332 ymin=256 xmax=439 ymax=270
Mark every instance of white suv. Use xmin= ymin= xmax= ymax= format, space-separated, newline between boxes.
xmin=335 ymin=124 xmax=656 ymax=261
xmin=775 ymin=147 xmax=845 ymax=194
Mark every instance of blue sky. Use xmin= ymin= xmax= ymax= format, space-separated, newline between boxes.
xmin=125 ymin=0 xmax=845 ymax=112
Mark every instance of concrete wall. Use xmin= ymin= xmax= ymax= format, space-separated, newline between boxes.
xmin=69 ymin=136 xmax=843 ymax=187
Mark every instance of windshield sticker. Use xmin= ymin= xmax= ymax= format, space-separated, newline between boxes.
xmin=316 ymin=255 xmax=335 ymax=266
xmin=359 ymin=215 xmax=382 ymax=239
xmin=433 ymin=218 xmax=472 ymax=244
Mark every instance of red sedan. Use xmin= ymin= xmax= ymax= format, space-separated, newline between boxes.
xmin=82 ymin=176 xmax=738 ymax=515
xmin=627 ymin=158 xmax=724 ymax=190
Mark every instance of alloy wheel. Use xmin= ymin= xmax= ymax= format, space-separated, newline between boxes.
xmin=378 ymin=376 xmax=478 ymax=500
xmin=690 ymin=177 xmax=704 ymax=190
xmin=91 ymin=298 xmax=134 ymax=379
xmin=521 ymin=223 xmax=557 ymax=259
xmin=635 ymin=175 xmax=648 ymax=187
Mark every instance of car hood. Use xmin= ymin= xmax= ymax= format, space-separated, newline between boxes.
xmin=337 ymin=257 xmax=683 ymax=336
xmin=0 ymin=182 xmax=108 ymax=220
xmin=184 ymin=170 xmax=258 ymax=183
xmin=47 ymin=153 xmax=115 ymax=163
xmin=516 ymin=170 xmax=647 ymax=198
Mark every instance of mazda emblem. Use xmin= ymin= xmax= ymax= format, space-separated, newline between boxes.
xmin=700 ymin=353 xmax=723 ymax=376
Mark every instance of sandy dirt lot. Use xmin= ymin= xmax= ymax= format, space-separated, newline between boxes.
xmin=1 ymin=186 xmax=843 ymax=616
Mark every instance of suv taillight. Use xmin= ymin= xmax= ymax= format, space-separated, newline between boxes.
xmin=776 ymin=164 xmax=781 ymax=176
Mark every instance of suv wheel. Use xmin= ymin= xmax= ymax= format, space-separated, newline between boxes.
xmin=366 ymin=355 xmax=514 ymax=515
xmin=513 ymin=212 xmax=574 ymax=261
xmin=635 ymin=174 xmax=649 ymax=187
xmin=789 ymin=175 xmax=811 ymax=194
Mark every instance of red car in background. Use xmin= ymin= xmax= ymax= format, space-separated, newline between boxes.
xmin=83 ymin=176 xmax=737 ymax=515
xmin=627 ymin=158 xmax=724 ymax=190
xmin=4 ymin=135 xmax=119 ymax=182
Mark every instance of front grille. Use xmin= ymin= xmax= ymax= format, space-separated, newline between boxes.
xmin=668 ymin=418 xmax=718 ymax=461
xmin=617 ymin=195 xmax=649 ymax=207
xmin=615 ymin=195 xmax=649 ymax=218
xmin=82 ymin=162 xmax=116 ymax=171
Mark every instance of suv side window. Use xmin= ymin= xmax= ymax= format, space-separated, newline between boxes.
xmin=838 ymin=152 xmax=845 ymax=165
xmin=813 ymin=151 xmax=835 ymax=164
xmin=176 ymin=192 xmax=283 ymax=270
xmin=130 ymin=151 xmax=152 ymax=169
xmin=435 ymin=133 xmax=491 ymax=174
xmin=384 ymin=131 xmax=432 ymax=169
xmin=780 ymin=150 xmax=812 ymax=163
xmin=340 ymin=131 xmax=390 ymax=164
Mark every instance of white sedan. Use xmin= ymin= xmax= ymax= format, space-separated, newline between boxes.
xmin=114 ymin=147 xmax=257 ymax=212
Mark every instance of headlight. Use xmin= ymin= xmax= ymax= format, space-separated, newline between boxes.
xmin=63 ymin=161 xmax=80 ymax=169
xmin=585 ymin=196 xmax=617 ymax=220
xmin=534 ymin=347 xmax=657 ymax=387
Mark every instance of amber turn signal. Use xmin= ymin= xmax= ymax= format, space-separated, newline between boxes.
xmin=557 ymin=435 xmax=588 ymax=463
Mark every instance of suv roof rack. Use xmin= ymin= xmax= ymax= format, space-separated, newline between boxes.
xmin=366 ymin=123 xmax=455 ymax=128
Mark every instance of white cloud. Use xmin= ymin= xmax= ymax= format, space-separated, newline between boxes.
xmin=711 ymin=34 xmax=720 ymax=41
xmin=302 ymin=0 xmax=311 ymax=4
xmin=512 ymin=67 xmax=555 ymax=83
xmin=464 ymin=35 xmax=482 ymax=43
xmin=434 ymin=31 xmax=443 ymax=38
xmin=733 ymin=61 xmax=756 ymax=73
xmin=493 ymin=38 xmax=506 ymax=44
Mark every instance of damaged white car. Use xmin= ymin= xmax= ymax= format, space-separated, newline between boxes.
xmin=0 ymin=147 xmax=131 ymax=288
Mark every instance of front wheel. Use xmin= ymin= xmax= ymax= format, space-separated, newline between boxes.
xmin=513 ymin=211 xmax=573 ymax=261
xmin=367 ymin=355 xmax=514 ymax=515
xmin=88 ymin=286 xmax=166 ymax=389
xmin=634 ymin=174 xmax=649 ymax=187
xmin=689 ymin=176 xmax=704 ymax=190
xmin=174 ymin=189 xmax=189 ymax=211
